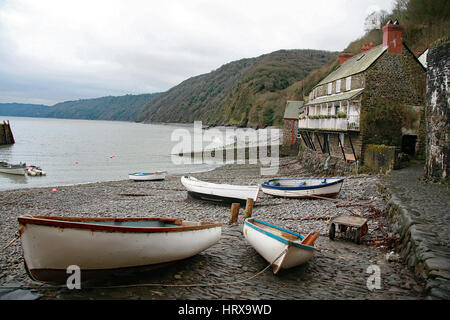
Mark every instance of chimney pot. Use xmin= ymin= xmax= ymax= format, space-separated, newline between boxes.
xmin=361 ymin=43 xmax=374 ymax=53
xmin=339 ymin=52 xmax=353 ymax=65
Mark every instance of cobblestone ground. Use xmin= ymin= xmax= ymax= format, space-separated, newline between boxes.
xmin=382 ymin=163 xmax=450 ymax=299
xmin=0 ymin=159 xmax=426 ymax=300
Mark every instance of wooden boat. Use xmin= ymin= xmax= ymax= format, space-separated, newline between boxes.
xmin=18 ymin=216 xmax=222 ymax=283
xmin=261 ymin=177 xmax=344 ymax=198
xmin=181 ymin=176 xmax=259 ymax=205
xmin=243 ymin=218 xmax=319 ymax=274
xmin=0 ymin=161 xmax=27 ymax=175
xmin=128 ymin=171 xmax=167 ymax=181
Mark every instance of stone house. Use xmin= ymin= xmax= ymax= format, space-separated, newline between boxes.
xmin=299 ymin=21 xmax=426 ymax=168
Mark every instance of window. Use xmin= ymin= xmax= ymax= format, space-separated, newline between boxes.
xmin=328 ymin=83 xmax=332 ymax=94
xmin=336 ymin=79 xmax=341 ymax=93
xmin=346 ymin=77 xmax=351 ymax=91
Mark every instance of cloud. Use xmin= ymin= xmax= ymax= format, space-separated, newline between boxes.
xmin=0 ymin=0 xmax=395 ymax=105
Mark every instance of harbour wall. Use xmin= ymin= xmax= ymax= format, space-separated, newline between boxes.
xmin=0 ymin=120 xmax=15 ymax=145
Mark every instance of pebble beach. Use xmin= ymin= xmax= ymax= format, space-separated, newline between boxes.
xmin=0 ymin=157 xmax=426 ymax=300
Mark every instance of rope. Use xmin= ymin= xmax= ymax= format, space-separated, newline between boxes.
xmin=2 ymin=232 xmax=20 ymax=252
xmin=0 ymin=247 xmax=289 ymax=291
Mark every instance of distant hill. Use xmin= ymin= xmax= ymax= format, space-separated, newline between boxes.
xmin=0 ymin=103 xmax=50 ymax=117
xmin=0 ymin=93 xmax=160 ymax=121
xmin=136 ymin=49 xmax=337 ymax=127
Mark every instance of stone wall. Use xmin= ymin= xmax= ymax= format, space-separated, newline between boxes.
xmin=0 ymin=121 xmax=15 ymax=145
xmin=363 ymin=144 xmax=396 ymax=174
xmin=360 ymin=45 xmax=426 ymax=161
xmin=297 ymin=143 xmax=359 ymax=176
xmin=282 ymin=119 xmax=298 ymax=147
xmin=425 ymin=37 xmax=449 ymax=183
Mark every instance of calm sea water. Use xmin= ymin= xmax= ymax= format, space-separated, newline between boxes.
xmin=0 ymin=117 xmax=221 ymax=191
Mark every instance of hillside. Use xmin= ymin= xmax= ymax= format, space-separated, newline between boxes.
xmin=0 ymin=93 xmax=159 ymax=121
xmin=136 ymin=49 xmax=337 ymax=127
xmin=0 ymin=103 xmax=50 ymax=117
xmin=343 ymin=0 xmax=449 ymax=56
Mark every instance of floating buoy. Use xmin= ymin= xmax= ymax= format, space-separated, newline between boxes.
xmin=51 ymin=188 xmax=57 ymax=193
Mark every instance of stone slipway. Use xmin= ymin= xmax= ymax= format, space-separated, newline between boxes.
xmin=377 ymin=163 xmax=450 ymax=299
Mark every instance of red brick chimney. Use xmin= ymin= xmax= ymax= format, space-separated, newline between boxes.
xmin=382 ymin=20 xmax=403 ymax=54
xmin=339 ymin=52 xmax=353 ymax=65
xmin=361 ymin=42 xmax=374 ymax=53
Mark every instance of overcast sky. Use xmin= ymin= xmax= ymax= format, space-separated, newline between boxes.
xmin=0 ymin=0 xmax=395 ymax=105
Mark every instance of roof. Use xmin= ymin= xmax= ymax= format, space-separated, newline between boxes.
xmin=418 ymin=49 xmax=428 ymax=68
xmin=283 ymin=101 xmax=303 ymax=119
xmin=317 ymin=45 xmax=387 ymax=86
xmin=305 ymin=88 xmax=364 ymax=106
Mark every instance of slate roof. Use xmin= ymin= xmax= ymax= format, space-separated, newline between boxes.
xmin=283 ymin=101 xmax=303 ymax=119
xmin=317 ymin=45 xmax=387 ymax=86
xmin=305 ymin=88 xmax=364 ymax=106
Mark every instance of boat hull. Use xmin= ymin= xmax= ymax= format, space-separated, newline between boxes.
xmin=18 ymin=216 xmax=221 ymax=283
xmin=0 ymin=167 xmax=27 ymax=175
xmin=243 ymin=218 xmax=315 ymax=274
xmin=181 ymin=176 xmax=259 ymax=204
xmin=188 ymin=191 xmax=250 ymax=206
xmin=261 ymin=178 xmax=343 ymax=198
xmin=128 ymin=171 xmax=166 ymax=181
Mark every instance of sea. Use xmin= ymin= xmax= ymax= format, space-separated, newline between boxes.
xmin=0 ymin=117 xmax=225 ymax=191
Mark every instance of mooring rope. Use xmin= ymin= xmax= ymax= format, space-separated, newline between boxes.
xmin=0 ymin=248 xmax=289 ymax=291
xmin=1 ymin=232 xmax=20 ymax=252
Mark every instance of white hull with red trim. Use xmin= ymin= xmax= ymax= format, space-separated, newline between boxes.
xmin=18 ymin=216 xmax=221 ymax=282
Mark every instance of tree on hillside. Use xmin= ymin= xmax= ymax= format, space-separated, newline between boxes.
xmin=364 ymin=10 xmax=389 ymax=32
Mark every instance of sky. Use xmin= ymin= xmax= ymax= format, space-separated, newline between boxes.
xmin=0 ymin=0 xmax=395 ymax=105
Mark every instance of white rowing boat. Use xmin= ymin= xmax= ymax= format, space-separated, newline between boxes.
xmin=128 ymin=171 xmax=167 ymax=181
xmin=243 ymin=218 xmax=319 ymax=274
xmin=0 ymin=161 xmax=27 ymax=175
xmin=261 ymin=177 xmax=344 ymax=198
xmin=18 ymin=216 xmax=222 ymax=283
xmin=181 ymin=176 xmax=259 ymax=205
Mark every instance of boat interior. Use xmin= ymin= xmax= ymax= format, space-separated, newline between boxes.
xmin=250 ymin=219 xmax=319 ymax=246
xmin=267 ymin=178 xmax=337 ymax=188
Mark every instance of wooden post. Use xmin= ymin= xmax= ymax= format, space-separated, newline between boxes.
xmin=243 ymin=198 xmax=254 ymax=219
xmin=229 ymin=203 xmax=240 ymax=224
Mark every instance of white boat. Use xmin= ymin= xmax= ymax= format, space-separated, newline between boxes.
xmin=128 ymin=171 xmax=167 ymax=181
xmin=261 ymin=177 xmax=344 ymax=198
xmin=243 ymin=218 xmax=319 ymax=274
xmin=181 ymin=176 xmax=259 ymax=205
xmin=0 ymin=161 xmax=27 ymax=175
xmin=18 ymin=216 xmax=222 ymax=283
xmin=27 ymin=166 xmax=46 ymax=176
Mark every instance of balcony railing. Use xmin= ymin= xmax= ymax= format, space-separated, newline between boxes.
xmin=298 ymin=115 xmax=360 ymax=131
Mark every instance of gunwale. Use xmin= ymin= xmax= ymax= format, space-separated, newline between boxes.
xmin=18 ymin=216 xmax=222 ymax=233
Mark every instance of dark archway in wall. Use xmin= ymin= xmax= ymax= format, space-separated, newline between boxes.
xmin=401 ymin=135 xmax=417 ymax=156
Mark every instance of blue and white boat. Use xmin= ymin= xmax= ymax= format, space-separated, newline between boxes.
xmin=243 ymin=218 xmax=319 ymax=274
xmin=129 ymin=171 xmax=167 ymax=181
xmin=0 ymin=161 xmax=27 ymax=176
xmin=261 ymin=177 xmax=344 ymax=198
